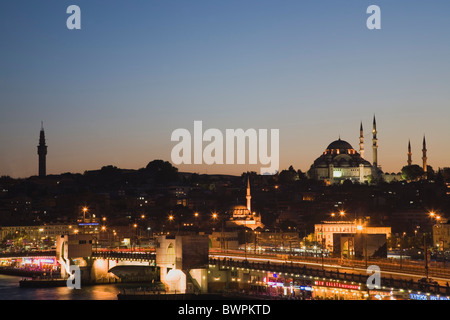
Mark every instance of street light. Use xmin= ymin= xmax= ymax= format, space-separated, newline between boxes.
xmin=82 ymin=207 xmax=88 ymax=222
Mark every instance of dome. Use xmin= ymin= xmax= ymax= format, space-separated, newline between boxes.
xmin=326 ymin=138 xmax=354 ymax=151
xmin=231 ymin=205 xmax=248 ymax=210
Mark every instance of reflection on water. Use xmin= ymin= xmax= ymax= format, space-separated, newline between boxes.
xmin=0 ymin=274 xmax=122 ymax=300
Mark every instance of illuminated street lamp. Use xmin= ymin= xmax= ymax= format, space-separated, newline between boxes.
xmin=82 ymin=207 xmax=88 ymax=222
xmin=168 ymin=215 xmax=174 ymax=222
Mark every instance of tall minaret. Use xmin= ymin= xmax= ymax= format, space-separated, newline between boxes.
xmin=246 ymin=177 xmax=251 ymax=212
xmin=407 ymin=140 xmax=412 ymax=166
xmin=37 ymin=121 xmax=47 ymax=177
xmin=359 ymin=122 xmax=365 ymax=158
xmin=372 ymin=115 xmax=378 ymax=168
xmin=422 ymin=135 xmax=427 ymax=175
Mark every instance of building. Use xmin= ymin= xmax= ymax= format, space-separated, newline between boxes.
xmin=0 ymin=224 xmax=77 ymax=249
xmin=332 ymin=233 xmax=388 ymax=259
xmin=226 ymin=178 xmax=264 ymax=230
xmin=307 ymin=138 xmax=373 ymax=184
xmin=315 ymin=219 xmax=391 ymax=252
xmin=307 ymin=117 xmax=379 ymax=184
xmin=432 ymin=221 xmax=450 ymax=251
xmin=209 ymin=231 xmax=239 ymax=250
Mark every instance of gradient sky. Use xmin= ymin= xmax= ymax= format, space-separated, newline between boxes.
xmin=1 ymin=0 xmax=449 ymax=178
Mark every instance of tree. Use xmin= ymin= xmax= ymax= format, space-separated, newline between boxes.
xmin=278 ymin=166 xmax=299 ymax=183
xmin=145 ymin=160 xmax=179 ymax=184
xmin=401 ymin=165 xmax=424 ymax=181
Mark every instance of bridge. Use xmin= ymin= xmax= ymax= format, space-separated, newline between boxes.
xmin=2 ymin=245 xmax=450 ymax=299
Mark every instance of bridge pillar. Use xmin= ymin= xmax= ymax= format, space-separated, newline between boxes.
xmin=156 ymin=235 xmax=209 ymax=294
xmin=56 ymin=234 xmax=94 ymax=282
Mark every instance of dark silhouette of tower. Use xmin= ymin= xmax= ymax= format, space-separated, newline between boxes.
xmin=37 ymin=122 xmax=47 ymax=177
xmin=407 ymin=140 xmax=412 ymax=166
xmin=359 ymin=122 xmax=364 ymax=159
xmin=372 ymin=115 xmax=378 ymax=168
xmin=422 ymin=135 xmax=427 ymax=176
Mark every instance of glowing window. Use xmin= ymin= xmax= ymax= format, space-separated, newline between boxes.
xmin=333 ymin=170 xmax=342 ymax=178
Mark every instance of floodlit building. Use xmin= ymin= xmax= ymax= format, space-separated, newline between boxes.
xmin=226 ymin=178 xmax=264 ymax=230
xmin=315 ymin=219 xmax=391 ymax=252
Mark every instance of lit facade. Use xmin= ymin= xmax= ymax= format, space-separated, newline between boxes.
xmin=432 ymin=222 xmax=450 ymax=251
xmin=315 ymin=220 xmax=391 ymax=251
xmin=307 ymin=139 xmax=373 ymax=184
xmin=226 ymin=178 xmax=264 ymax=230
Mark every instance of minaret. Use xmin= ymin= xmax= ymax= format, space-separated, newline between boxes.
xmin=37 ymin=122 xmax=47 ymax=177
xmin=372 ymin=115 xmax=378 ymax=168
xmin=422 ymin=135 xmax=427 ymax=175
xmin=407 ymin=140 xmax=412 ymax=166
xmin=246 ymin=177 xmax=251 ymax=212
xmin=359 ymin=122 xmax=364 ymax=158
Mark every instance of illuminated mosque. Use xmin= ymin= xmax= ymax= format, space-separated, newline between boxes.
xmin=226 ymin=178 xmax=264 ymax=230
xmin=307 ymin=115 xmax=429 ymax=184
xmin=307 ymin=116 xmax=380 ymax=184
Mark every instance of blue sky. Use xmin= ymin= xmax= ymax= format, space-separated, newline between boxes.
xmin=1 ymin=0 xmax=449 ymax=177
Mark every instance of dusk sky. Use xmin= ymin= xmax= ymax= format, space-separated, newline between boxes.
xmin=1 ymin=0 xmax=449 ymax=178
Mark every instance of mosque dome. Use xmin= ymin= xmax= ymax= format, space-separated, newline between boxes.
xmin=229 ymin=205 xmax=251 ymax=217
xmin=326 ymin=138 xmax=354 ymax=151
xmin=307 ymin=137 xmax=373 ymax=183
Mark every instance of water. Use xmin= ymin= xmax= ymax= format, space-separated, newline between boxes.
xmin=0 ymin=274 xmax=124 ymax=300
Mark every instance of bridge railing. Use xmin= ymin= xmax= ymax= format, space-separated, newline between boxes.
xmin=92 ymin=251 xmax=156 ymax=261
xmin=0 ymin=251 xmax=56 ymax=258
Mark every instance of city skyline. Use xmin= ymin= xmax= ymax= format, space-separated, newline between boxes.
xmin=1 ymin=1 xmax=450 ymax=178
